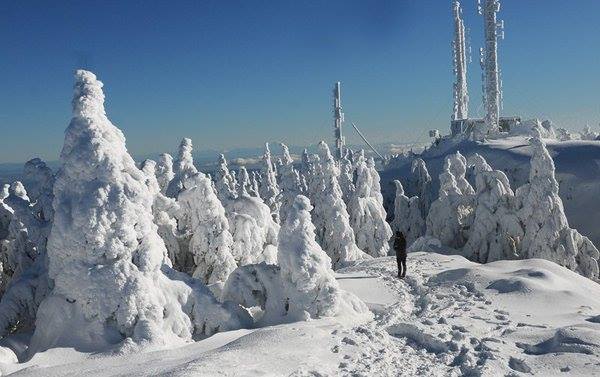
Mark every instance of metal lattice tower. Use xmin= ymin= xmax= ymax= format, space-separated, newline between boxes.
xmin=479 ymin=0 xmax=504 ymax=133
xmin=452 ymin=0 xmax=469 ymax=121
xmin=333 ymin=82 xmax=345 ymax=160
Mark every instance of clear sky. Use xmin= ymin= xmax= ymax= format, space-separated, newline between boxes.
xmin=1 ymin=0 xmax=599 ymax=163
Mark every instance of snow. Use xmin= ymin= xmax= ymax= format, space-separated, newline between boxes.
xmin=4 ymin=252 xmax=600 ymax=376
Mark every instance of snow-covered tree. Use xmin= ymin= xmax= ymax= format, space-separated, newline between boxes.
xmin=426 ymin=164 xmax=473 ymax=250
xmin=259 ymin=143 xmax=281 ymax=223
xmin=29 ymin=70 xmax=249 ymax=352
xmin=178 ymin=174 xmax=237 ymax=285
xmin=444 ymin=151 xmax=474 ymax=195
xmin=215 ymin=154 xmax=237 ymax=204
xmin=236 ymin=166 xmax=252 ymax=197
xmin=155 ymin=153 xmax=174 ymax=195
xmin=23 ymin=158 xmax=55 ymax=224
xmin=392 ymin=180 xmax=424 ymax=246
xmin=140 ymin=160 xmax=183 ymax=273
xmin=222 ymin=195 xmax=370 ymax=326
xmin=278 ymin=143 xmax=303 ymax=223
xmin=165 ymin=138 xmax=198 ymax=198
xmin=462 ymin=155 xmax=522 ymax=263
xmin=338 ymin=154 xmax=355 ymax=205
xmin=310 ymin=142 xmax=366 ymax=268
xmin=348 ymin=157 xmax=392 ymax=257
xmin=515 ymin=135 xmax=599 ymax=278
xmin=411 ymin=158 xmax=433 ymax=219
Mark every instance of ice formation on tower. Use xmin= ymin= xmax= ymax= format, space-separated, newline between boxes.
xmin=222 ymin=195 xmax=370 ymax=326
xmin=452 ymin=0 xmax=469 ymax=121
xmin=479 ymin=0 xmax=503 ymax=137
xmin=29 ymin=70 xmax=249 ymax=353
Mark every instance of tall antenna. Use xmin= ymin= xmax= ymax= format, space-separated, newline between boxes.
xmin=333 ymin=82 xmax=345 ymax=160
xmin=452 ymin=0 xmax=469 ymax=121
xmin=478 ymin=0 xmax=504 ymax=134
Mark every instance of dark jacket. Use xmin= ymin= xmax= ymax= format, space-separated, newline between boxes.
xmin=394 ymin=234 xmax=407 ymax=259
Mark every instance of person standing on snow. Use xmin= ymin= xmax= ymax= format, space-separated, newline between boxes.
xmin=394 ymin=231 xmax=407 ymax=278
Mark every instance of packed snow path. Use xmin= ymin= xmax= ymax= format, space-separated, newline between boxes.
xmin=3 ymin=253 xmax=600 ymax=376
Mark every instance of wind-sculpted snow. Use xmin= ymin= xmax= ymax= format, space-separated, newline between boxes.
xmin=29 ymin=70 xmax=249 ymax=353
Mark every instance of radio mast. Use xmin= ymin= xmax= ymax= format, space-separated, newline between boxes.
xmin=452 ymin=0 xmax=469 ymax=121
xmin=479 ymin=0 xmax=504 ymax=134
xmin=333 ymin=82 xmax=345 ymax=160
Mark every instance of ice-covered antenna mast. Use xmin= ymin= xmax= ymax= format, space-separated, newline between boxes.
xmin=479 ymin=0 xmax=504 ymax=134
xmin=452 ymin=0 xmax=469 ymax=121
xmin=333 ymin=82 xmax=345 ymax=160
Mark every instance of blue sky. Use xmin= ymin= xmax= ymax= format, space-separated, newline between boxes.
xmin=1 ymin=0 xmax=599 ymax=163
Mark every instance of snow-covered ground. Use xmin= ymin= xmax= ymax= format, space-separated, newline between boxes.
xmin=3 ymin=252 xmax=599 ymax=376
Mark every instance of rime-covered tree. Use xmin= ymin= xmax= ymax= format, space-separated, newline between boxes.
xmin=222 ymin=195 xmax=370 ymax=326
xmin=165 ymin=138 xmax=198 ymax=198
xmin=155 ymin=153 xmax=175 ymax=195
xmin=278 ymin=143 xmax=303 ymax=223
xmin=29 ymin=70 xmax=249 ymax=353
xmin=444 ymin=151 xmax=474 ymax=195
xmin=311 ymin=142 xmax=366 ymax=268
xmin=515 ymin=135 xmax=599 ymax=278
xmin=411 ymin=158 xmax=433 ymax=219
xmin=215 ymin=154 xmax=237 ymax=204
xmin=392 ymin=180 xmax=424 ymax=247
xmin=338 ymin=154 xmax=355 ymax=205
xmin=259 ymin=143 xmax=281 ymax=223
xmin=178 ymin=174 xmax=237 ymax=285
xmin=348 ymin=158 xmax=392 ymax=257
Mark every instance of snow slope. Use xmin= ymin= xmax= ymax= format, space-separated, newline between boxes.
xmin=2 ymin=252 xmax=600 ymax=376
xmin=382 ymin=137 xmax=600 ymax=246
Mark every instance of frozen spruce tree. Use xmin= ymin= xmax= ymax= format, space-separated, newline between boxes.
xmin=311 ymin=142 xmax=366 ymax=268
xmin=348 ymin=157 xmax=392 ymax=257
xmin=155 ymin=153 xmax=175 ymax=195
xmin=259 ymin=143 xmax=281 ymax=223
xmin=338 ymin=153 xmax=356 ymax=205
xmin=426 ymin=164 xmax=473 ymax=249
xmin=462 ymin=156 xmax=522 ymax=263
xmin=215 ymin=154 xmax=237 ymax=204
xmin=23 ymin=158 xmax=55 ymax=225
xmin=236 ymin=166 xmax=252 ymax=197
xmin=178 ymin=174 xmax=237 ymax=285
xmin=392 ymin=180 xmax=424 ymax=246
xmin=515 ymin=135 xmax=599 ymax=278
xmin=30 ymin=70 xmax=249 ymax=352
xmin=222 ymin=195 xmax=370 ymax=326
xmin=444 ymin=151 xmax=474 ymax=195
xmin=165 ymin=138 xmax=198 ymax=198
xmin=278 ymin=143 xmax=303 ymax=223
xmin=411 ymin=158 xmax=433 ymax=219
xmin=140 ymin=160 xmax=183 ymax=272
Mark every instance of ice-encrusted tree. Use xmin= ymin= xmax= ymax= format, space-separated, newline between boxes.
xmin=165 ymin=138 xmax=198 ymax=198
xmin=215 ymin=154 xmax=237 ymax=204
xmin=23 ymin=158 xmax=55 ymax=225
xmin=259 ymin=143 xmax=281 ymax=223
xmin=155 ymin=153 xmax=175 ymax=195
xmin=140 ymin=160 xmax=183 ymax=272
xmin=444 ymin=151 xmax=474 ymax=195
xmin=222 ymin=195 xmax=370 ymax=326
xmin=515 ymin=135 xmax=599 ymax=278
xmin=338 ymin=153 xmax=355 ymax=205
xmin=392 ymin=180 xmax=424 ymax=247
xmin=178 ymin=174 xmax=237 ymax=285
xmin=278 ymin=143 xmax=303 ymax=223
xmin=411 ymin=158 xmax=433 ymax=219
xmin=311 ymin=142 xmax=366 ymax=268
xmin=348 ymin=157 xmax=392 ymax=257
xmin=426 ymin=164 xmax=473 ymax=249
xmin=462 ymin=155 xmax=522 ymax=263
xmin=236 ymin=166 xmax=252 ymax=197
xmin=29 ymin=70 xmax=249 ymax=352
